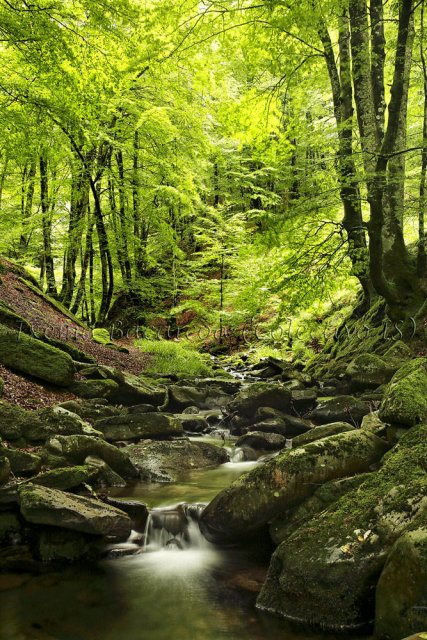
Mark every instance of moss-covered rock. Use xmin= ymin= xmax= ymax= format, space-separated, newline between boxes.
xmin=291 ymin=421 xmax=355 ymax=447
xmin=0 ymin=446 xmax=42 ymax=476
xmin=0 ymin=324 xmax=74 ymax=386
xmin=58 ymin=399 xmax=124 ymax=422
xmin=375 ymin=524 xmax=427 ymax=640
xmin=346 ymin=353 xmax=396 ymax=390
xmin=19 ymin=484 xmax=131 ymax=538
xmin=0 ymin=376 xmax=3 ymax=397
xmin=70 ymin=378 xmax=120 ymax=400
xmin=84 ymin=455 xmax=126 ymax=487
xmin=45 ymin=434 xmax=138 ymax=479
xmin=29 ymin=465 xmax=96 ymax=490
xmin=127 ymin=439 xmax=229 ymax=482
xmin=309 ymin=395 xmax=370 ymax=425
xmin=21 ymin=405 xmax=102 ymax=443
xmin=270 ymin=474 xmax=371 ymax=545
xmin=256 ymin=425 xmax=427 ymax=631
xmin=200 ymin=430 xmax=389 ymax=543
xmin=227 ymin=382 xmax=291 ymax=418
xmin=383 ymin=340 xmax=413 ymax=362
xmin=379 ymin=358 xmax=427 ymax=427
xmin=175 ymin=413 xmax=209 ymax=433
xmin=91 ymin=328 xmax=112 ymax=345
xmin=95 ymin=412 xmax=183 ymax=442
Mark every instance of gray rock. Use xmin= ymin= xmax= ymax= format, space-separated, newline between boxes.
xmin=228 ymin=383 xmax=291 ymax=418
xmin=379 ymin=358 xmax=427 ymax=427
xmin=236 ymin=431 xmax=286 ymax=451
xmin=19 ymin=484 xmax=131 ymax=538
xmin=0 ymin=446 xmax=42 ymax=476
xmin=45 ymin=434 xmax=138 ymax=478
xmin=70 ymin=379 xmax=120 ymax=400
xmin=309 ymin=395 xmax=370 ymax=425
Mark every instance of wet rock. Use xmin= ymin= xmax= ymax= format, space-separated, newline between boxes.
xmin=249 ymin=415 xmax=312 ymax=438
xmin=19 ymin=484 xmax=131 ymax=538
xmin=95 ymin=413 xmax=183 ymax=442
xmin=235 ymin=431 xmax=286 ymax=451
xmin=0 ymin=455 xmax=11 ymax=486
xmin=200 ymin=429 xmax=389 ymax=543
xmin=256 ymin=425 xmax=427 ymax=631
xmin=36 ymin=527 xmax=95 ymax=563
xmin=0 ymin=511 xmax=22 ymax=544
xmin=0 ymin=446 xmax=42 ymax=476
xmin=128 ymin=439 xmax=229 ymax=482
xmin=291 ymin=422 xmax=355 ymax=447
xmin=308 ymin=395 xmax=370 ymax=425
xmin=44 ymin=434 xmax=138 ymax=479
xmin=0 ymin=324 xmax=74 ymax=387
xmin=375 ymin=525 xmax=427 ymax=640
xmin=110 ymin=372 xmax=167 ymax=407
xmin=103 ymin=497 xmax=148 ymax=532
xmin=361 ymin=411 xmax=388 ymax=436
xmin=228 ymin=383 xmax=291 ymax=418
xmin=70 ymin=378 xmax=120 ymax=400
xmin=346 ymin=353 xmax=396 ymax=391
xmin=379 ymin=358 xmax=427 ymax=427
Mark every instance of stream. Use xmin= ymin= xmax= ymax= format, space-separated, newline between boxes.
xmin=0 ymin=452 xmax=373 ymax=640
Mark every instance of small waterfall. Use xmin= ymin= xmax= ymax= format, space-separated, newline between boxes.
xmin=144 ymin=503 xmax=207 ymax=551
xmin=230 ymin=446 xmax=245 ymax=463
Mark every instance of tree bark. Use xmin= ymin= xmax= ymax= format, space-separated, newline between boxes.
xmin=39 ymin=152 xmax=57 ymax=298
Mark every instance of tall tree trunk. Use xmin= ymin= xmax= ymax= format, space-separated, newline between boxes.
xmin=319 ymin=15 xmax=372 ymax=306
xmin=61 ymin=150 xmax=90 ymax=307
xmin=132 ymin=130 xmax=149 ymax=276
xmin=115 ymin=149 xmax=132 ymax=287
xmin=39 ymin=152 xmax=57 ymax=298
xmin=70 ymin=210 xmax=94 ymax=316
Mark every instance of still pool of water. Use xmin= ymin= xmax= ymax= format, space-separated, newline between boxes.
xmin=0 ymin=462 xmax=373 ymax=640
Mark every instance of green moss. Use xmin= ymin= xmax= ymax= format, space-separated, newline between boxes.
xmin=136 ymin=339 xmax=213 ymax=377
xmin=380 ymin=358 xmax=427 ymax=426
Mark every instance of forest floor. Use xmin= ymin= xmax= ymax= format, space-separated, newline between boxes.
xmin=0 ymin=259 xmax=150 ymax=409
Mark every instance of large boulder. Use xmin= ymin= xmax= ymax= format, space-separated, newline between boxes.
xmin=80 ymin=365 xmax=168 ymax=406
xmin=127 ymin=439 xmax=229 ymax=482
xmin=291 ymin=422 xmax=355 ymax=447
xmin=270 ymin=473 xmax=371 ymax=545
xmin=309 ymin=395 xmax=370 ymax=425
xmin=19 ymin=484 xmax=131 ymax=538
xmin=200 ymin=429 xmax=389 ymax=543
xmin=44 ymin=435 xmax=138 ymax=478
xmin=256 ymin=425 xmax=427 ymax=631
xmin=95 ymin=413 xmax=183 ymax=442
xmin=346 ymin=353 xmax=396 ymax=390
xmin=379 ymin=358 xmax=427 ymax=427
xmin=228 ymin=383 xmax=291 ymax=418
xmin=0 ymin=324 xmax=74 ymax=387
xmin=375 ymin=525 xmax=427 ymax=640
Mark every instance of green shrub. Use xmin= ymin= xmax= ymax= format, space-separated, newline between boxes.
xmin=136 ymin=339 xmax=213 ymax=377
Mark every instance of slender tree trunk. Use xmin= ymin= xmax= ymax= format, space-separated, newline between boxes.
xmin=39 ymin=152 xmax=57 ymax=298
xmin=71 ymin=210 xmax=94 ymax=316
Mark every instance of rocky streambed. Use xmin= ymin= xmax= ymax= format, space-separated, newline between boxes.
xmin=0 ymin=349 xmax=426 ymax=640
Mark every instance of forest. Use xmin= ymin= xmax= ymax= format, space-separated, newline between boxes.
xmin=0 ymin=2 xmax=426 ymax=640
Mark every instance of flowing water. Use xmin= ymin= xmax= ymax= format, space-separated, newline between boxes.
xmin=0 ymin=457 xmax=373 ymax=640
